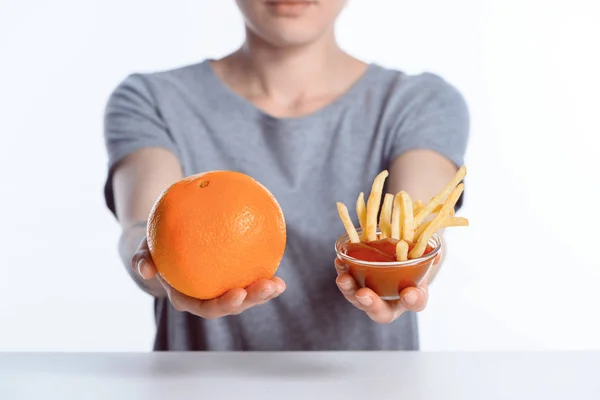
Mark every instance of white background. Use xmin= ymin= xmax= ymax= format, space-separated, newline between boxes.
xmin=1 ymin=0 xmax=599 ymax=351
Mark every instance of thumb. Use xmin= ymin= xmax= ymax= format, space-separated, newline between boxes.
xmin=131 ymin=236 xmax=157 ymax=280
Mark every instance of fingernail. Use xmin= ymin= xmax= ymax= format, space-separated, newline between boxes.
xmin=259 ymin=288 xmax=274 ymax=299
xmin=232 ymin=294 xmax=246 ymax=307
xmin=356 ymin=296 xmax=372 ymax=306
xmin=339 ymin=279 xmax=352 ymax=290
xmin=403 ymin=291 xmax=418 ymax=306
xmin=136 ymin=259 xmax=147 ymax=278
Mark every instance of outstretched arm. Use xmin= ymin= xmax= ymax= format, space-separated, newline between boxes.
xmin=111 ymin=147 xmax=287 ymax=317
xmin=334 ymin=149 xmax=462 ymax=323
xmin=386 ymin=148 xmax=461 ymax=284
xmin=112 ymin=147 xmax=184 ymax=297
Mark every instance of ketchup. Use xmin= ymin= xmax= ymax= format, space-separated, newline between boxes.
xmin=346 ymin=238 xmax=433 ymax=262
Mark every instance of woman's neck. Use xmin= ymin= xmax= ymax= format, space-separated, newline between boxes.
xmin=211 ymin=29 xmax=368 ymax=117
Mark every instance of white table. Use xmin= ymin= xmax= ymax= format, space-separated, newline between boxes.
xmin=1 ymin=351 xmax=598 ymax=399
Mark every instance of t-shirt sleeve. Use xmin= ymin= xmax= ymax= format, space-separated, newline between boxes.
xmin=102 ymin=73 xmax=179 ymax=218
xmin=389 ymin=72 xmax=469 ymax=167
xmin=388 ymin=73 xmax=470 ymax=210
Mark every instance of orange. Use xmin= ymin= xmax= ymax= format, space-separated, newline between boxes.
xmin=147 ymin=170 xmax=286 ymax=300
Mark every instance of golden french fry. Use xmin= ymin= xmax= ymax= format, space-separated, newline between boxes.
xmin=396 ymin=240 xmax=409 ymax=261
xmin=391 ymin=193 xmax=402 ymax=240
xmin=414 ymin=166 xmax=466 ymax=227
xmin=336 ymin=202 xmax=360 ymax=243
xmin=413 ymin=200 xmax=423 ymax=215
xmin=427 ymin=204 xmax=456 ymax=216
xmin=379 ymin=193 xmax=394 ymax=239
xmin=410 ymin=183 xmax=464 ymax=258
xmin=414 ymin=220 xmax=431 ymax=241
xmin=398 ymin=191 xmax=415 ymax=243
xmin=414 ymin=216 xmax=469 ymax=241
xmin=415 ymin=202 xmax=456 ymax=218
xmin=444 ymin=216 xmax=469 ymax=228
xmin=365 ymin=170 xmax=389 ymax=241
xmin=356 ymin=192 xmax=367 ymax=240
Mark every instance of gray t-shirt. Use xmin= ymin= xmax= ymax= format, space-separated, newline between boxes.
xmin=103 ymin=60 xmax=469 ymax=351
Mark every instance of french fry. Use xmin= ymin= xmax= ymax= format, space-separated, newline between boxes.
xmin=413 ymin=220 xmax=430 ymax=241
xmin=444 ymin=216 xmax=469 ymax=228
xmin=336 ymin=165 xmax=468 ymax=264
xmin=379 ymin=193 xmax=394 ymax=239
xmin=414 ymin=166 xmax=466 ymax=227
xmin=396 ymin=240 xmax=409 ymax=261
xmin=414 ymin=216 xmax=469 ymax=241
xmin=410 ymin=183 xmax=464 ymax=258
xmin=414 ymin=203 xmax=455 ymax=217
xmin=356 ymin=192 xmax=367 ymax=240
xmin=365 ymin=170 xmax=389 ymax=241
xmin=336 ymin=202 xmax=360 ymax=243
xmin=413 ymin=200 xmax=423 ymax=215
xmin=428 ymin=204 xmax=456 ymax=216
xmin=397 ymin=191 xmax=415 ymax=243
xmin=415 ymin=205 xmax=456 ymax=231
xmin=391 ymin=193 xmax=402 ymax=240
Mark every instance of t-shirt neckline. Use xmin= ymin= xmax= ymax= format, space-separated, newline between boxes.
xmin=199 ymin=59 xmax=378 ymax=127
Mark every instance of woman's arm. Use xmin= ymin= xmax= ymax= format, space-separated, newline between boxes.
xmin=111 ymin=147 xmax=287 ymax=317
xmin=112 ymin=147 xmax=184 ymax=297
xmin=334 ymin=149 xmax=462 ymax=323
xmin=386 ymin=148 xmax=461 ymax=284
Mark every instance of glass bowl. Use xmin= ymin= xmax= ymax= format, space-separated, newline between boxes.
xmin=334 ymin=228 xmax=442 ymax=300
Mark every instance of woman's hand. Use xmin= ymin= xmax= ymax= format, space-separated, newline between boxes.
xmin=132 ymin=237 xmax=286 ymax=319
xmin=334 ymin=258 xmax=429 ymax=324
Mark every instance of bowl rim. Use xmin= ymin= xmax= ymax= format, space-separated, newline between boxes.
xmin=334 ymin=228 xmax=443 ymax=268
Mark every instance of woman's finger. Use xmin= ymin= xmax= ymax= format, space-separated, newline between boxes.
xmin=188 ymin=288 xmax=248 ymax=319
xmin=333 ymin=259 xmax=428 ymax=323
xmin=399 ymin=284 xmax=429 ymax=312
xmin=334 ymin=260 xmax=361 ymax=307
xmin=233 ymin=277 xmax=286 ymax=314
xmin=131 ymin=253 xmax=157 ymax=280
xmin=334 ymin=258 xmax=348 ymax=276
xmin=211 ymin=288 xmax=249 ymax=317
xmin=136 ymin=257 xmax=157 ymax=280
xmin=157 ymin=271 xmax=286 ymax=318
xmin=243 ymin=279 xmax=278 ymax=305
xmin=261 ymin=276 xmax=286 ymax=302
xmin=355 ymin=287 xmax=404 ymax=324
xmin=270 ymin=276 xmax=286 ymax=294
xmin=335 ymin=272 xmax=361 ymax=307
xmin=155 ymin=273 xmax=194 ymax=313
xmin=131 ymin=237 xmax=157 ymax=280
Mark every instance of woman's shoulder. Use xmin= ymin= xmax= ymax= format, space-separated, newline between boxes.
xmin=366 ymin=63 xmax=467 ymax=112
xmin=369 ymin=63 xmax=464 ymax=99
xmin=109 ymin=60 xmax=214 ymax=97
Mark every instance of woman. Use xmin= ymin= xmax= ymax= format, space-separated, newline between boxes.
xmin=104 ymin=0 xmax=469 ymax=351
